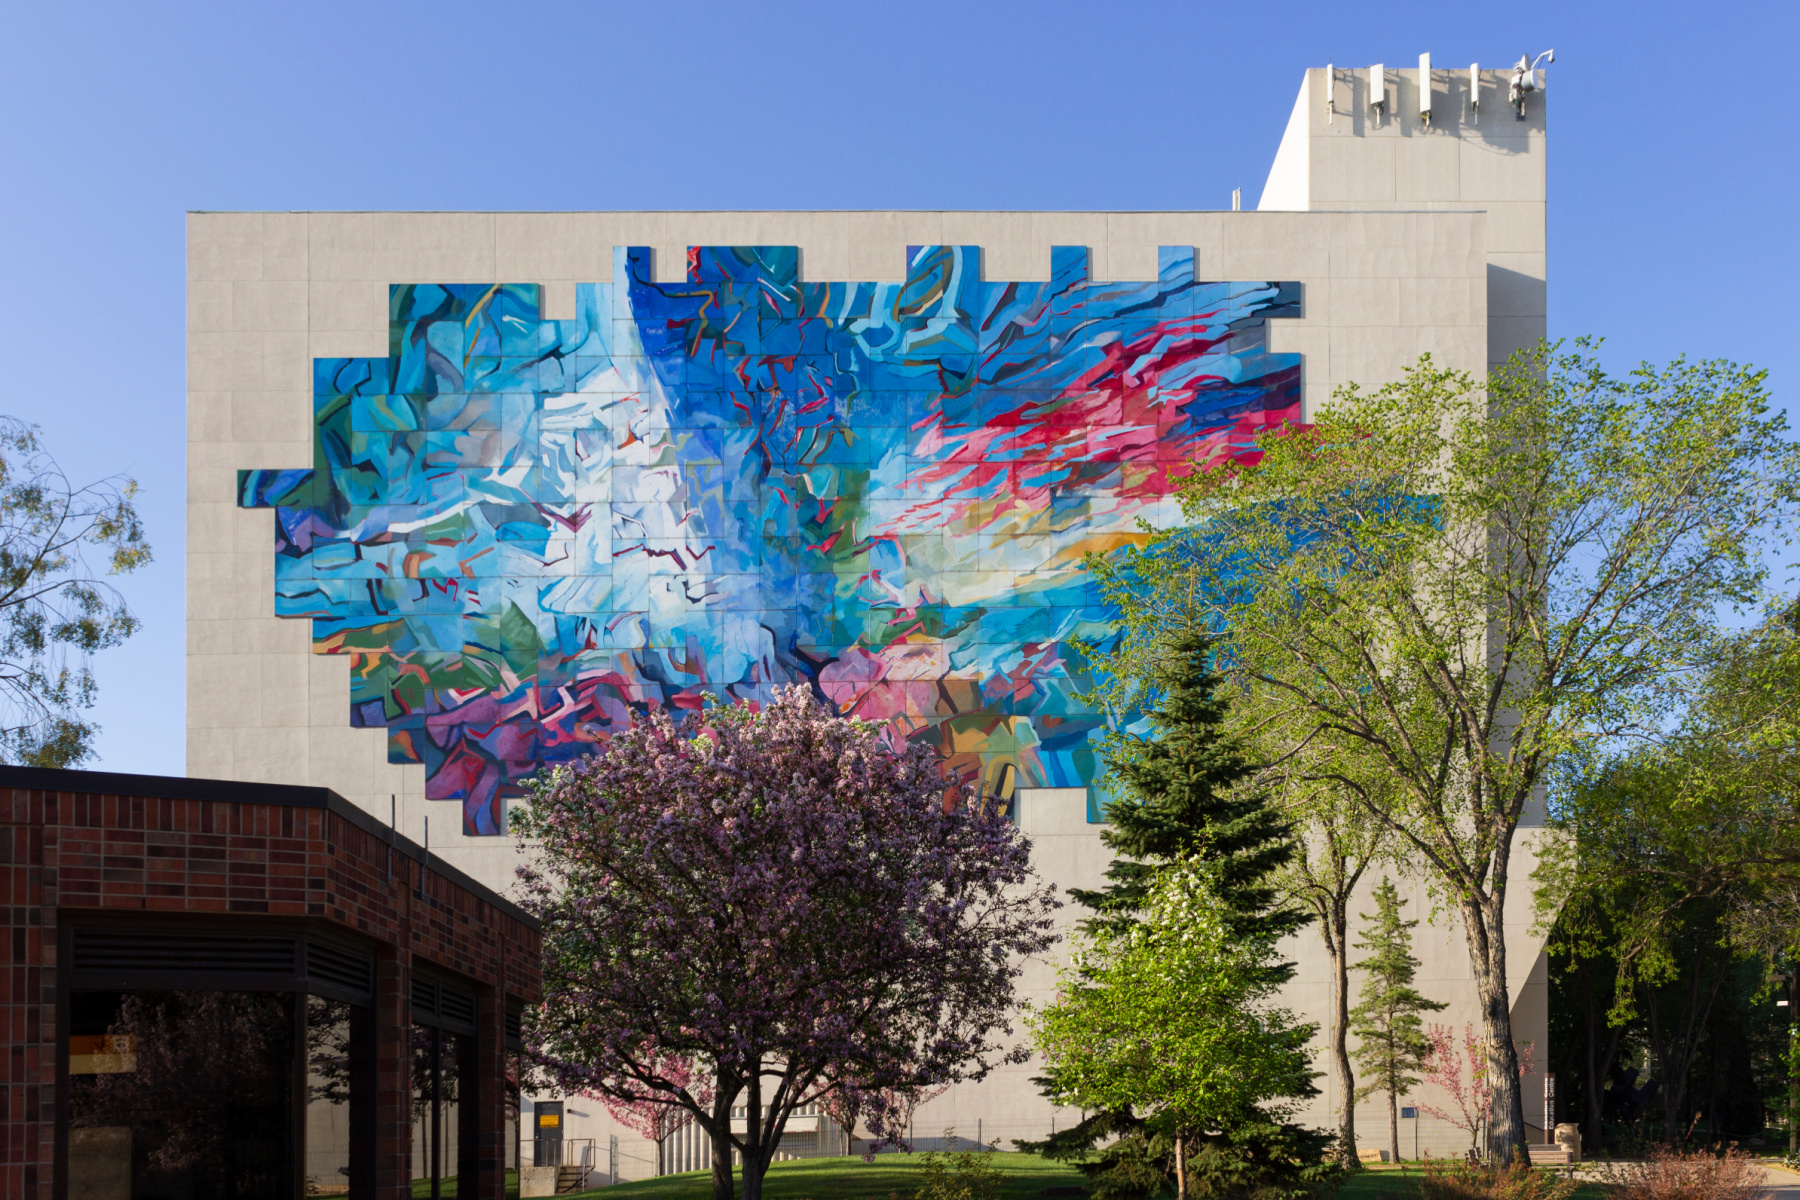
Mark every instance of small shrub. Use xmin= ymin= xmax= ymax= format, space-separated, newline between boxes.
xmin=1418 ymin=1158 xmax=1576 ymax=1200
xmin=914 ymin=1133 xmax=1001 ymax=1200
xmin=1594 ymin=1146 xmax=1772 ymax=1200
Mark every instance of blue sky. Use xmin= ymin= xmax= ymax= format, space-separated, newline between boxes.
xmin=0 ymin=0 xmax=1792 ymax=775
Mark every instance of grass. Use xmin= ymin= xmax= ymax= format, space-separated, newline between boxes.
xmin=563 ymin=1155 xmax=1618 ymax=1200
xmin=563 ymin=1151 xmax=1089 ymax=1200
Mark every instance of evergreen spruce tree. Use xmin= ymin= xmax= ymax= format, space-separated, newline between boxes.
xmin=1022 ymin=629 xmax=1331 ymax=1199
xmin=1348 ymin=877 xmax=1445 ymax=1164
xmin=1069 ymin=629 xmax=1307 ymax=944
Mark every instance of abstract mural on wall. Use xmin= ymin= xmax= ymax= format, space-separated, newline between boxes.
xmin=239 ymin=245 xmax=1302 ymax=835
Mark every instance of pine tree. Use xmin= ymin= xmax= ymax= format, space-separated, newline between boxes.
xmin=1348 ymin=877 xmax=1445 ymax=1164
xmin=1069 ymin=628 xmax=1307 ymax=946
xmin=1022 ymin=629 xmax=1330 ymax=1199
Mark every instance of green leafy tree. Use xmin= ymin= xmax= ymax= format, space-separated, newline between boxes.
xmin=1259 ymin=736 xmax=1391 ymax=1171
xmin=1030 ymin=863 xmax=1325 ymax=1200
xmin=1089 ymin=340 xmax=1800 ymax=1163
xmin=1023 ymin=630 xmax=1329 ymax=1197
xmin=0 ymin=418 xmax=149 ymax=766
xmin=1348 ymin=876 xmax=1445 ymax=1163
xmin=1539 ymin=597 xmax=1800 ymax=1144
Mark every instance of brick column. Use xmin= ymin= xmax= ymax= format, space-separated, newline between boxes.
xmin=1 ymin=786 xmax=52 ymax=1200
xmin=374 ymin=942 xmax=413 ymax=1200
xmin=466 ymin=987 xmax=509 ymax=1199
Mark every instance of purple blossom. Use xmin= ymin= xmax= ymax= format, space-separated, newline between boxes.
xmin=516 ymin=687 xmax=1060 ymax=1200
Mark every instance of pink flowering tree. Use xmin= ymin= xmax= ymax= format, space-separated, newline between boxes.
xmin=596 ymin=1047 xmax=714 ymax=1176
xmin=515 ymin=687 xmax=1060 ymax=1200
xmin=1418 ymin=1023 xmax=1536 ymax=1155
xmin=817 ymin=1076 xmax=946 ymax=1157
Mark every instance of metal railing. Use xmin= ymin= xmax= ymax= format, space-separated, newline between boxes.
xmin=528 ymin=1137 xmax=595 ymax=1169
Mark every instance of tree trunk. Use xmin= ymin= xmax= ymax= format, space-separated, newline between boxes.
xmin=742 ymin=1075 xmax=765 ymax=1200
xmin=1327 ymin=897 xmax=1359 ymax=1169
xmin=1578 ymin=956 xmax=1622 ymax=1156
xmin=1585 ymin=1018 xmax=1622 ymax=1156
xmin=709 ymin=1086 xmax=736 ymax=1200
xmin=1388 ymin=1082 xmax=1400 ymax=1163
xmin=1646 ymin=954 xmax=1727 ymax=1145
xmin=656 ymin=1133 xmax=665 ymax=1178
xmin=1464 ymin=893 xmax=1528 ymax=1165
xmin=1175 ymin=1133 xmax=1187 ymax=1200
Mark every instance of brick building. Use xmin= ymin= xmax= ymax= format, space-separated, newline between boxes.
xmin=0 ymin=765 xmax=541 ymax=1200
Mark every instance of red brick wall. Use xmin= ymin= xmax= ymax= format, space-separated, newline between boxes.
xmin=0 ymin=779 xmax=540 ymax=1200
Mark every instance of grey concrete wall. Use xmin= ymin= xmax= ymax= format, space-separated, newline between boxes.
xmin=187 ymin=207 xmax=1491 ymax=891
xmin=187 ymin=84 xmax=1545 ymax=1161
xmin=1259 ymin=65 xmax=1547 ymax=371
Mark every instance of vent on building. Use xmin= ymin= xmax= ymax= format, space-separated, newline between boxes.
xmin=504 ymin=1006 xmax=524 ymax=1049
xmin=305 ymin=939 xmax=375 ymax=1001
xmin=439 ymin=987 xmax=477 ymax=1030
xmin=72 ymin=930 xmax=298 ymax=977
xmin=412 ymin=976 xmax=438 ymax=1018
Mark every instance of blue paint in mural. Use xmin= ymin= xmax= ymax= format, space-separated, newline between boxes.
xmin=239 ymin=245 xmax=1302 ymax=834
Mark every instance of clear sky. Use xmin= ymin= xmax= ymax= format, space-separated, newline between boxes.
xmin=0 ymin=0 xmax=1793 ymax=775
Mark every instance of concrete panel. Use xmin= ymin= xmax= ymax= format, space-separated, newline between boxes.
xmin=310 ymin=330 xmax=386 ymax=359
xmin=496 ymin=212 xmax=637 ymax=281
xmin=1395 ymin=135 xmax=1462 ymax=203
xmin=187 ymin=331 xmax=263 ymax=392
xmin=1489 ymin=261 xmax=1548 ymax=319
xmin=307 ymin=212 xmax=498 ymax=281
xmin=234 ymin=279 xmax=311 ymax=334
xmin=189 ymin=212 xmax=267 ymax=281
xmin=309 ymin=279 xmax=387 ymax=332
xmin=188 ymin=389 xmax=231 ymax=442
xmin=188 ymin=280 xmax=232 ymax=333
xmin=230 ymin=390 xmax=310 ymax=445
xmin=1460 ymin=139 xmax=1546 ymax=203
xmin=263 ymin=213 xmax=310 ymax=280
xmin=1313 ymin=136 xmax=1397 ymax=202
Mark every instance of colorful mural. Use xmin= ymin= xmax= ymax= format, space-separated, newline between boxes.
xmin=239 ymin=245 xmax=1302 ymax=835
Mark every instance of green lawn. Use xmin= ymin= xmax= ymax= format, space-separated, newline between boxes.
xmin=564 ymin=1151 xmax=1089 ymax=1200
xmin=564 ymin=1155 xmax=1616 ymax=1200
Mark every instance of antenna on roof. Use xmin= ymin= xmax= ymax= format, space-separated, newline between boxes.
xmin=1509 ymin=50 xmax=1554 ymax=117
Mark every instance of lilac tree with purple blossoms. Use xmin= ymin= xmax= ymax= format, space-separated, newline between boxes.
xmin=515 ymin=687 xmax=1059 ymax=1200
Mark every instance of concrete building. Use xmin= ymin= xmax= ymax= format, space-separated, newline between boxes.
xmin=186 ymin=59 xmax=1549 ymax=1178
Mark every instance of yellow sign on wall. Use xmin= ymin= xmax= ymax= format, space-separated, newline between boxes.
xmin=538 ymin=1114 xmax=559 ymax=1128
xmin=69 ymin=1035 xmax=137 ymax=1075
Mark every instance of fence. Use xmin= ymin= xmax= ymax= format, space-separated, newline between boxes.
xmin=598 ymin=1115 xmax=1072 ymax=1185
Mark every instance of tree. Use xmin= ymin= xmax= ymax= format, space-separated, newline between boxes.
xmin=1090 ymin=341 xmax=1800 ymax=1163
xmin=1069 ymin=629 xmax=1301 ymax=947
xmin=1538 ymin=598 xmax=1800 ymax=1144
xmin=818 ymin=1078 xmax=943 ymax=1156
xmin=1030 ymin=863 xmax=1323 ymax=1200
xmin=1419 ymin=1024 xmax=1535 ymax=1154
xmin=1349 ymin=877 xmax=1445 ymax=1163
xmin=1023 ymin=630 xmax=1330 ymax=1198
xmin=597 ymin=1048 xmax=714 ymax=1176
xmin=1259 ymin=742 xmax=1390 ymax=1171
xmin=0 ymin=418 xmax=149 ymax=766
xmin=516 ymin=687 xmax=1059 ymax=1200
